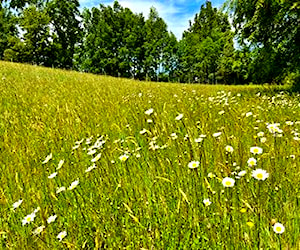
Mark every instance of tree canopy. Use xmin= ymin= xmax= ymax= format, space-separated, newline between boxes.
xmin=0 ymin=0 xmax=299 ymax=86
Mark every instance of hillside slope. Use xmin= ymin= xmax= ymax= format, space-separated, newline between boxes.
xmin=0 ymin=61 xmax=299 ymax=249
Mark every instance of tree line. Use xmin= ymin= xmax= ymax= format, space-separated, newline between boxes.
xmin=0 ymin=0 xmax=299 ymax=86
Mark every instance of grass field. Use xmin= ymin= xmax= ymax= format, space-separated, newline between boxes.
xmin=0 ymin=61 xmax=299 ymax=249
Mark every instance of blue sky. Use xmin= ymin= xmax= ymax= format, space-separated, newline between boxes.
xmin=79 ymin=0 xmax=226 ymax=39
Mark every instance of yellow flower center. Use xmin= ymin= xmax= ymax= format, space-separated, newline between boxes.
xmin=257 ymin=173 xmax=263 ymax=179
xmin=225 ymin=181 xmax=231 ymax=186
xmin=275 ymin=227 xmax=282 ymax=232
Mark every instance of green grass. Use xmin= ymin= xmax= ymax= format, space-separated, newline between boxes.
xmin=0 ymin=61 xmax=299 ymax=249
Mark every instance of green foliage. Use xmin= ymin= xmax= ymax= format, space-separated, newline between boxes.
xmin=228 ymin=0 xmax=300 ymax=84
xmin=0 ymin=6 xmax=17 ymax=59
xmin=77 ymin=2 xmax=176 ymax=81
xmin=178 ymin=1 xmax=235 ymax=84
xmin=46 ymin=0 xmax=81 ymax=69
xmin=17 ymin=5 xmax=52 ymax=65
xmin=283 ymin=70 xmax=300 ymax=92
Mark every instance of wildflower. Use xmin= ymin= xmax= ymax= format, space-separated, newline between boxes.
xmin=48 ymin=172 xmax=57 ymax=179
xmin=250 ymin=146 xmax=263 ymax=155
xmin=207 ymin=172 xmax=215 ymax=178
xmin=119 ymin=154 xmax=129 ymax=162
xmin=285 ymin=121 xmax=293 ymax=126
xmin=267 ymin=123 xmax=282 ymax=134
xmin=87 ymin=149 xmax=97 ymax=155
xmin=32 ymin=225 xmax=45 ymax=235
xmin=188 ymin=161 xmax=200 ymax=169
xmin=85 ymin=164 xmax=97 ymax=173
xmin=170 ymin=133 xmax=178 ymax=140
xmin=22 ymin=212 xmax=36 ymax=226
xmin=56 ymin=160 xmax=64 ymax=170
xmin=57 ymin=230 xmax=67 ymax=241
xmin=139 ymin=128 xmax=147 ymax=135
xmin=240 ymin=208 xmax=247 ymax=213
xmin=72 ymin=144 xmax=80 ymax=150
xmin=252 ymin=169 xmax=269 ymax=181
xmin=194 ymin=137 xmax=203 ymax=143
xmin=273 ymin=223 xmax=285 ymax=234
xmin=203 ymin=199 xmax=212 ymax=206
xmin=12 ymin=199 xmax=23 ymax=210
xmin=42 ymin=153 xmax=52 ymax=164
xmin=47 ymin=214 xmax=57 ymax=224
xmin=246 ymin=222 xmax=254 ymax=228
xmin=260 ymin=137 xmax=267 ymax=143
xmin=245 ymin=112 xmax=253 ymax=117
xmin=213 ymin=132 xmax=222 ymax=138
xmin=147 ymin=119 xmax=153 ymax=123
xmin=145 ymin=108 xmax=154 ymax=115
xmin=91 ymin=153 xmax=101 ymax=162
xmin=68 ymin=179 xmax=79 ymax=190
xmin=222 ymin=177 xmax=235 ymax=187
xmin=237 ymin=170 xmax=247 ymax=177
xmin=56 ymin=186 xmax=66 ymax=194
xmin=247 ymin=157 xmax=257 ymax=167
xmin=225 ymin=145 xmax=234 ymax=153
xmin=175 ymin=113 xmax=184 ymax=120
xmin=218 ymin=110 xmax=225 ymax=115
xmin=33 ymin=207 xmax=40 ymax=213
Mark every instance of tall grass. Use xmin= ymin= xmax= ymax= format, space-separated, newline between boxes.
xmin=0 ymin=61 xmax=299 ymax=249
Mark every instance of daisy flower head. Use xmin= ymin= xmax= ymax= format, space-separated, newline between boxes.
xmin=252 ymin=169 xmax=269 ymax=181
xmin=56 ymin=186 xmax=66 ymax=194
xmin=119 ymin=154 xmax=129 ymax=162
xmin=56 ymin=159 xmax=64 ymax=170
xmin=188 ymin=161 xmax=200 ymax=169
xmin=42 ymin=153 xmax=52 ymax=164
xmin=22 ymin=212 xmax=36 ymax=226
xmin=237 ymin=170 xmax=247 ymax=178
xmin=68 ymin=179 xmax=79 ymax=190
xmin=170 ymin=132 xmax=178 ymax=140
xmin=12 ymin=199 xmax=23 ymax=210
xmin=245 ymin=112 xmax=253 ymax=117
xmin=194 ymin=137 xmax=203 ymax=143
xmin=48 ymin=172 xmax=58 ymax=179
xmin=222 ymin=177 xmax=235 ymax=187
xmin=91 ymin=153 xmax=101 ymax=162
xmin=47 ymin=214 xmax=57 ymax=224
xmin=257 ymin=131 xmax=264 ymax=137
xmin=260 ymin=137 xmax=267 ymax=143
xmin=273 ymin=223 xmax=285 ymax=234
xmin=175 ymin=113 xmax=184 ymax=121
xmin=247 ymin=157 xmax=257 ymax=167
xmin=57 ymin=230 xmax=67 ymax=242
xmin=225 ymin=145 xmax=234 ymax=153
xmin=203 ymin=198 xmax=212 ymax=206
xmin=213 ymin=132 xmax=222 ymax=138
xmin=145 ymin=108 xmax=154 ymax=115
xmin=32 ymin=225 xmax=45 ymax=236
xmin=250 ymin=146 xmax=263 ymax=155
xmin=267 ymin=123 xmax=282 ymax=134
xmin=85 ymin=163 xmax=97 ymax=173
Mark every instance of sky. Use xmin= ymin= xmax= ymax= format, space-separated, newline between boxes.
xmin=78 ymin=0 xmax=226 ymax=40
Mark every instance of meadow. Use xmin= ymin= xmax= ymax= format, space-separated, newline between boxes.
xmin=0 ymin=61 xmax=299 ymax=249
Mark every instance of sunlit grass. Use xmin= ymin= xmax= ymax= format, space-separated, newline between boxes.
xmin=0 ymin=61 xmax=299 ymax=249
